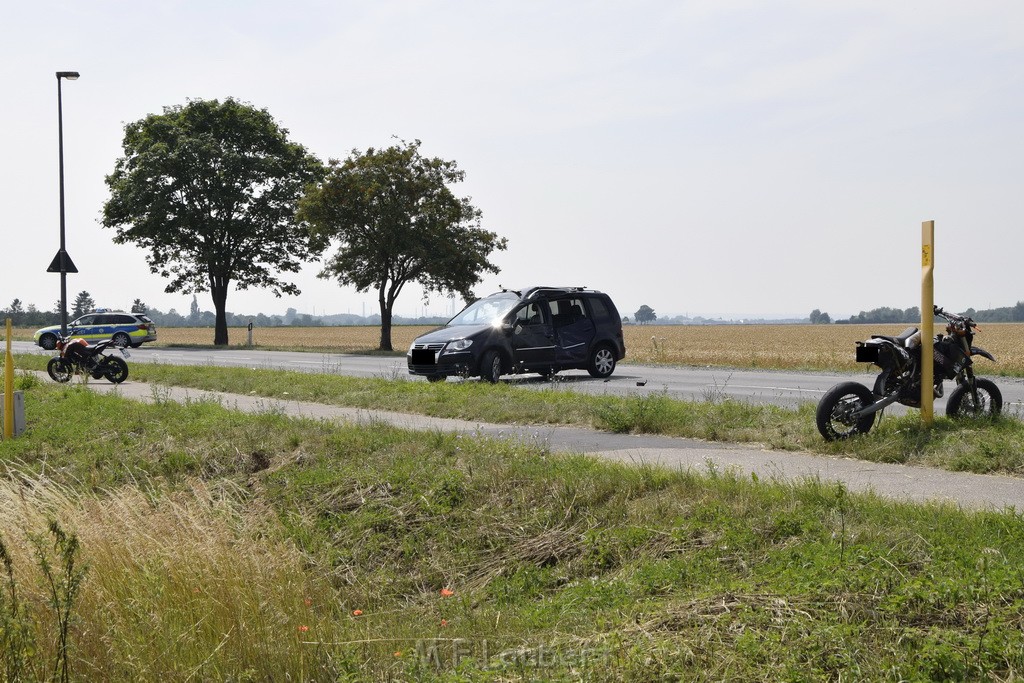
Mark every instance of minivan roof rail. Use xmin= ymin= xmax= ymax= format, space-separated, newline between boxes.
xmin=521 ymin=286 xmax=589 ymax=297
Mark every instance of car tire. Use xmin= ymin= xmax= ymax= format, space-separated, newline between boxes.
xmin=39 ymin=334 xmax=58 ymax=350
xmin=426 ymin=375 xmax=446 ymax=383
xmin=112 ymin=332 xmax=132 ymax=348
xmin=587 ymin=344 xmax=617 ymax=378
xmin=480 ymin=350 xmax=503 ymax=383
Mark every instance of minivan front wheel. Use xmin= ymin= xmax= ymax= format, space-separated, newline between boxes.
xmin=588 ymin=345 xmax=617 ymax=378
xmin=480 ymin=350 xmax=503 ymax=383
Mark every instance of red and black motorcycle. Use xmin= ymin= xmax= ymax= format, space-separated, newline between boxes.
xmin=816 ymin=305 xmax=1001 ymax=440
xmin=46 ymin=329 xmax=130 ymax=384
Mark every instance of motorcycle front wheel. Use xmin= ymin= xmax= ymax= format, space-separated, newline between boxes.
xmin=47 ymin=357 xmax=74 ymax=383
xmin=946 ymin=378 xmax=1002 ymax=419
xmin=102 ymin=357 xmax=129 ymax=384
xmin=816 ymin=382 xmax=877 ymax=441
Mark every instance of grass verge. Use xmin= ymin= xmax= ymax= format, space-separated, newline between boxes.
xmin=1 ymin=380 xmax=1023 ymax=680
xmin=11 ymin=354 xmax=1024 ymax=477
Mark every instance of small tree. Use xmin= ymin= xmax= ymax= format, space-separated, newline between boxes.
xmin=810 ymin=309 xmax=831 ymax=324
xmin=299 ymin=139 xmax=508 ymax=351
xmin=4 ymin=299 xmax=24 ymax=325
xmin=130 ymin=299 xmax=148 ymax=314
xmin=634 ymin=305 xmax=657 ymax=324
xmin=72 ymin=291 xmax=95 ymax=318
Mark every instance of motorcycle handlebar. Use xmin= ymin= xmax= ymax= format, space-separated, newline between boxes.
xmin=933 ymin=305 xmax=976 ymax=329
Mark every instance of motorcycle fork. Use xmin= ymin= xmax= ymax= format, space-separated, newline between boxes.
xmin=957 ymin=336 xmax=980 ymax=405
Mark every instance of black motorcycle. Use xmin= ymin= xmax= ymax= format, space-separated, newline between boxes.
xmin=816 ymin=306 xmax=1001 ymax=440
xmin=46 ymin=329 xmax=130 ymax=384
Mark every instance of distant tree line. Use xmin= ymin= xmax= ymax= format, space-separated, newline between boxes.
xmin=832 ymin=303 xmax=1024 ymax=324
xmin=838 ymin=306 xmax=920 ymax=325
xmin=2 ymin=294 xmax=449 ymax=329
xmin=962 ymin=302 xmax=1024 ymax=323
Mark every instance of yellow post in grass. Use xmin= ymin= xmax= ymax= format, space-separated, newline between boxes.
xmin=920 ymin=221 xmax=935 ymax=426
xmin=4 ymin=318 xmax=13 ymax=439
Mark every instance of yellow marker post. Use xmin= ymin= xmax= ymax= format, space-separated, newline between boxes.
xmin=4 ymin=318 xmax=14 ymax=439
xmin=920 ymin=221 xmax=935 ymax=426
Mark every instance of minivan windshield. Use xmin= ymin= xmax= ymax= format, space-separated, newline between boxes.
xmin=448 ymin=293 xmax=519 ymax=326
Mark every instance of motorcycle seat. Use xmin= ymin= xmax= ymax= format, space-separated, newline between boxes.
xmin=870 ymin=327 xmax=919 ymax=346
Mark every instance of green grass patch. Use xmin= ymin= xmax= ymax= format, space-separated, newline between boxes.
xmin=2 ymin=382 xmax=1024 ymax=680
xmin=11 ymin=354 xmax=1024 ymax=476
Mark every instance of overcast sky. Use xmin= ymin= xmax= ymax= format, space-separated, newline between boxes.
xmin=3 ymin=1 xmax=1022 ymax=321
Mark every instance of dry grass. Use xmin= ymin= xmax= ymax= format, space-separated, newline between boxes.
xmin=0 ymin=469 xmax=336 ymax=680
xmin=10 ymin=322 xmax=1024 ymax=373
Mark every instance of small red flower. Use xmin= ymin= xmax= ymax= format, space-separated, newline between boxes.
xmin=352 ymin=609 xmax=363 ymax=616
xmin=394 ymin=651 xmax=402 ymax=657
xmin=297 ymin=625 xmax=309 ymax=633
xmin=440 ymin=619 xmax=448 ymax=627
xmin=440 ymin=588 xmax=454 ymax=597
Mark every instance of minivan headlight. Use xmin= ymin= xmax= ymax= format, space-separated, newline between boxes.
xmin=444 ymin=339 xmax=473 ymax=353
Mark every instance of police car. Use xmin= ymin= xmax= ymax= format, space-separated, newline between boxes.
xmin=34 ymin=310 xmax=158 ymax=350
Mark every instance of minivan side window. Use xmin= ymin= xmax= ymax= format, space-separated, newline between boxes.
xmin=589 ymin=297 xmax=611 ymax=321
xmin=550 ymin=298 xmax=587 ymax=328
xmin=514 ymin=303 xmax=545 ymax=327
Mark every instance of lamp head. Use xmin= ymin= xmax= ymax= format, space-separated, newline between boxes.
xmin=56 ymin=71 xmax=80 ymax=80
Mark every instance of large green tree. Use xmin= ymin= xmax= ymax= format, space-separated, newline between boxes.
xmin=299 ymin=139 xmax=508 ymax=350
xmin=102 ymin=98 xmax=323 ymax=345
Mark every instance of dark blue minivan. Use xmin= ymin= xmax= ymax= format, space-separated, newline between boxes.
xmin=407 ymin=286 xmax=625 ymax=383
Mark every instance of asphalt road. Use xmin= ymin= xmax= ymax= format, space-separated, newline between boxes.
xmin=13 ymin=340 xmax=1024 ymax=412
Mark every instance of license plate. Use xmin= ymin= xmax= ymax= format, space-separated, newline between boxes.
xmin=411 ymin=349 xmax=435 ymax=365
xmin=121 ymin=349 xmax=131 ymax=358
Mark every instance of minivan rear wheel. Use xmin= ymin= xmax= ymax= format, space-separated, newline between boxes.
xmin=588 ymin=344 xmax=617 ymax=378
xmin=480 ymin=350 xmax=503 ymax=383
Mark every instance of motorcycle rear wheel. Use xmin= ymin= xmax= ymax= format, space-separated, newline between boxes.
xmin=816 ymin=382 xmax=877 ymax=441
xmin=946 ymin=378 xmax=1002 ymax=420
xmin=47 ymin=357 xmax=74 ymax=383
xmin=103 ymin=357 xmax=129 ymax=384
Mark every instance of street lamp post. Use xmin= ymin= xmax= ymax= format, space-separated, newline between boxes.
xmin=55 ymin=71 xmax=80 ymax=335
